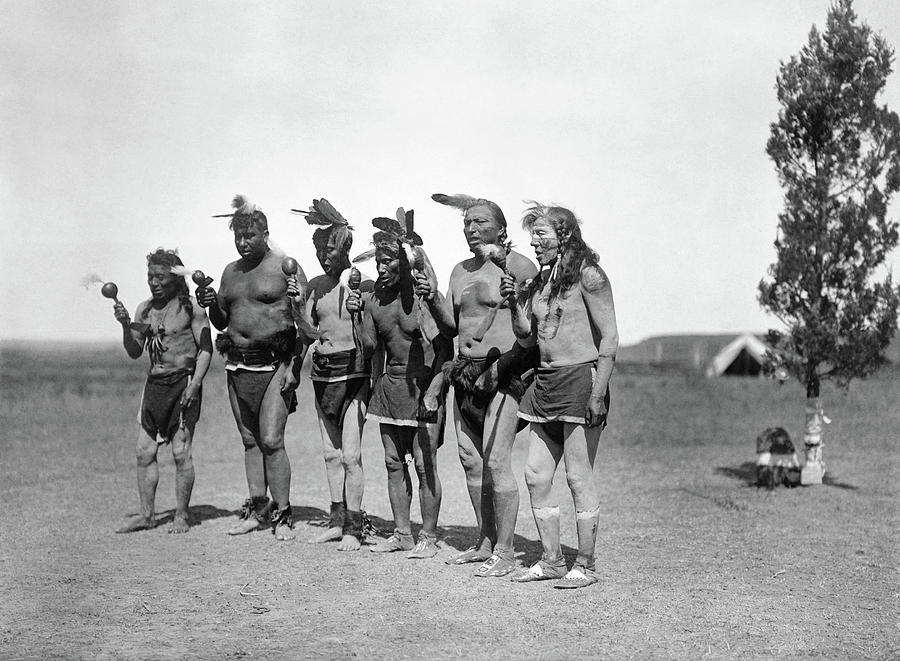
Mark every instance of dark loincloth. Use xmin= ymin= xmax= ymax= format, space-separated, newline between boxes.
xmin=518 ymin=361 xmax=610 ymax=425
xmin=215 ymin=328 xmax=296 ymax=365
xmin=310 ymin=348 xmax=369 ymax=382
xmin=227 ymin=368 xmax=297 ymax=429
xmin=139 ymin=369 xmax=201 ymax=444
xmin=368 ymin=369 xmax=437 ymax=430
xmin=450 ymin=347 xmax=535 ymax=438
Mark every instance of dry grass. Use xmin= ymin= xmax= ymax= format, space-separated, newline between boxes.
xmin=1 ymin=341 xmax=898 ymax=659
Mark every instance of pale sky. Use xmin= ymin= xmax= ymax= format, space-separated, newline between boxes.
xmin=3 ymin=1 xmax=899 ymax=345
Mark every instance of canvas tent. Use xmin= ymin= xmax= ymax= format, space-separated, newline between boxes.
xmin=705 ymin=333 xmax=769 ymax=377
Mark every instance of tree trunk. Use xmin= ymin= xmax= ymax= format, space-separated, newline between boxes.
xmin=801 ymin=375 xmax=827 ymax=485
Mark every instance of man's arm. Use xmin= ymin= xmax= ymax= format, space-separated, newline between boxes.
xmin=182 ymin=302 xmax=212 ymax=408
xmin=581 ymin=265 xmax=618 ymax=427
xmin=500 ymin=275 xmax=537 ymax=347
xmin=115 ymin=301 xmax=145 ymax=359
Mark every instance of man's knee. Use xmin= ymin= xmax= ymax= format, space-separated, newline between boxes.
xmin=322 ymin=443 xmax=342 ymax=464
xmin=172 ymin=444 xmax=192 ymax=467
xmin=565 ymin=466 xmax=591 ymax=495
xmin=341 ymin=446 xmax=362 ymax=470
xmin=456 ymin=442 xmax=482 ymax=473
xmin=524 ymin=463 xmax=551 ymax=492
xmin=258 ymin=432 xmax=286 ymax=454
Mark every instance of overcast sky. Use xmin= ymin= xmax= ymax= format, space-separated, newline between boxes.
xmin=3 ymin=0 xmax=899 ymax=345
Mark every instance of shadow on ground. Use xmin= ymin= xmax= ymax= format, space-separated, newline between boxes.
xmin=714 ymin=462 xmax=858 ymax=490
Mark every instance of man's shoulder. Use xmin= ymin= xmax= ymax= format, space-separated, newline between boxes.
xmin=507 ymin=250 xmax=538 ymax=277
xmin=580 ymin=263 xmax=611 ymax=293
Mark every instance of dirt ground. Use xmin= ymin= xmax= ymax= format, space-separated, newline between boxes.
xmin=1 ymin=342 xmax=898 ymax=659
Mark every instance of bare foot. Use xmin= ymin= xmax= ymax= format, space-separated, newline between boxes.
xmin=168 ymin=515 xmax=190 ymax=534
xmin=337 ymin=534 xmax=361 ymax=552
xmin=115 ymin=515 xmax=155 ymax=534
xmin=309 ymin=526 xmax=342 ymax=544
xmin=274 ymin=523 xmax=296 ymax=541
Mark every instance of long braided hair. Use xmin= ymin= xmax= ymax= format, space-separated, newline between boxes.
xmin=521 ymin=203 xmax=599 ymax=300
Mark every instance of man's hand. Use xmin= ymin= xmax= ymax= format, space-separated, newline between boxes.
xmin=195 ymin=286 xmax=218 ymax=308
xmin=113 ymin=302 xmax=131 ymax=326
xmin=281 ymin=369 xmax=299 ymax=394
xmin=414 ymin=272 xmax=434 ymax=301
xmin=345 ymin=289 xmax=363 ymax=314
xmin=180 ymin=381 xmax=201 ymax=409
xmin=499 ymin=274 xmax=518 ymax=302
xmin=286 ymin=275 xmax=303 ymax=303
xmin=585 ymin=394 xmax=608 ymax=429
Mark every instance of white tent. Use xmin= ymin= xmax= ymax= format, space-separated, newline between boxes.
xmin=705 ymin=334 xmax=769 ymax=377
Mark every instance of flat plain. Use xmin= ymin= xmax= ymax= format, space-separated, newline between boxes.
xmin=1 ymin=341 xmax=897 ymax=659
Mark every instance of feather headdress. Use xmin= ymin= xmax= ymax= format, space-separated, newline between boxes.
xmin=290 ymin=198 xmax=353 ymax=230
xmin=212 ymin=194 xmax=262 ymax=219
xmin=430 ymin=193 xmax=484 ymax=211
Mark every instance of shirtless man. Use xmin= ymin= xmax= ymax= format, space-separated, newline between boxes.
xmin=197 ymin=195 xmax=304 ymax=541
xmin=113 ymin=248 xmax=212 ymax=534
xmin=500 ymin=204 xmax=618 ymax=589
xmin=418 ymin=194 xmax=538 ymax=578
xmin=289 ymin=199 xmax=374 ymax=551
xmin=346 ymin=218 xmax=452 ymax=559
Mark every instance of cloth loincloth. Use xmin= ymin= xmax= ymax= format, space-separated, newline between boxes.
xmin=367 ymin=369 xmax=440 ymax=431
xmin=227 ymin=368 xmax=298 ymax=427
xmin=450 ymin=348 xmax=535 ymax=438
xmin=518 ymin=361 xmax=610 ymax=425
xmin=137 ymin=369 xmax=200 ymax=444
xmin=310 ymin=348 xmax=371 ymax=427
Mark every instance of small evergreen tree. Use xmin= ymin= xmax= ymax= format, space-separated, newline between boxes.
xmin=760 ymin=0 xmax=900 ymax=484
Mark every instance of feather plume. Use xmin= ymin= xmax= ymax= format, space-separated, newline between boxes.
xmin=372 ymin=217 xmax=404 ymax=236
xmin=351 ymin=248 xmax=377 ymax=264
xmin=291 ymin=198 xmax=352 ymax=229
xmin=212 ymin=193 xmax=261 ymax=218
xmin=168 ymin=265 xmax=194 ymax=278
xmin=81 ymin=273 xmax=105 ymax=289
xmin=431 ymin=193 xmax=480 ymax=211
xmin=476 ymin=243 xmax=509 ymax=272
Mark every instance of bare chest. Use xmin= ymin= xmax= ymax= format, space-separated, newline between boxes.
xmin=226 ymin=268 xmax=287 ymax=306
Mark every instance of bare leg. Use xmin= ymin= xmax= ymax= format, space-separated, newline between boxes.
xmin=451 ymin=406 xmax=494 ymax=559
xmin=413 ymin=425 xmax=442 ymax=537
xmin=259 ymin=364 xmax=293 ymax=540
xmin=483 ymin=391 xmax=521 ymax=560
xmin=117 ymin=428 xmax=159 ymax=533
xmin=227 ymin=377 xmax=267 ymax=503
xmin=407 ymin=424 xmax=442 ymax=559
xmin=382 ymin=424 xmax=413 ymax=535
xmin=523 ymin=422 xmax=564 ymax=563
xmin=169 ymin=425 xmax=195 ymax=533
xmin=370 ymin=424 xmax=414 ymax=553
xmin=562 ymin=423 xmax=603 ymax=572
xmin=258 ymin=365 xmax=291 ymax=505
xmin=312 ymin=405 xmax=345 ymax=544
xmin=338 ymin=394 xmax=367 ymax=552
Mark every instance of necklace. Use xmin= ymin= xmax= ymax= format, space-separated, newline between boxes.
xmin=145 ymin=298 xmax=178 ymax=363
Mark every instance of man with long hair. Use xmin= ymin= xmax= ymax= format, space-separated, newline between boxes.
xmin=346 ymin=214 xmax=452 ymax=559
xmin=197 ymin=195 xmax=305 ymax=541
xmin=418 ymin=193 xmax=538 ymax=578
xmin=500 ymin=204 xmax=618 ymax=589
xmin=112 ymin=248 xmax=212 ymax=534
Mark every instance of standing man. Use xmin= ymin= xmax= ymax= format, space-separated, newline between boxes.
xmin=418 ymin=193 xmax=538 ymax=578
xmin=500 ymin=203 xmax=618 ymax=589
xmin=289 ymin=199 xmax=374 ymax=551
xmin=112 ymin=248 xmax=212 ymax=534
xmin=197 ymin=195 xmax=304 ymax=541
xmin=346 ymin=212 xmax=452 ymax=559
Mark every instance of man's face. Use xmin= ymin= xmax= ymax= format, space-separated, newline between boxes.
xmin=463 ymin=205 xmax=502 ymax=253
xmin=233 ymin=223 xmax=268 ymax=260
xmin=147 ymin=264 xmax=180 ymax=302
xmin=529 ymin=217 xmax=559 ymax=267
xmin=375 ymin=248 xmax=401 ymax=289
xmin=316 ymin=232 xmax=348 ymax=275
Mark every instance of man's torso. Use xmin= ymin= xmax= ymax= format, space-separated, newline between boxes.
xmin=136 ymin=296 xmax=199 ymax=376
xmin=220 ymin=252 xmax=294 ymax=347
